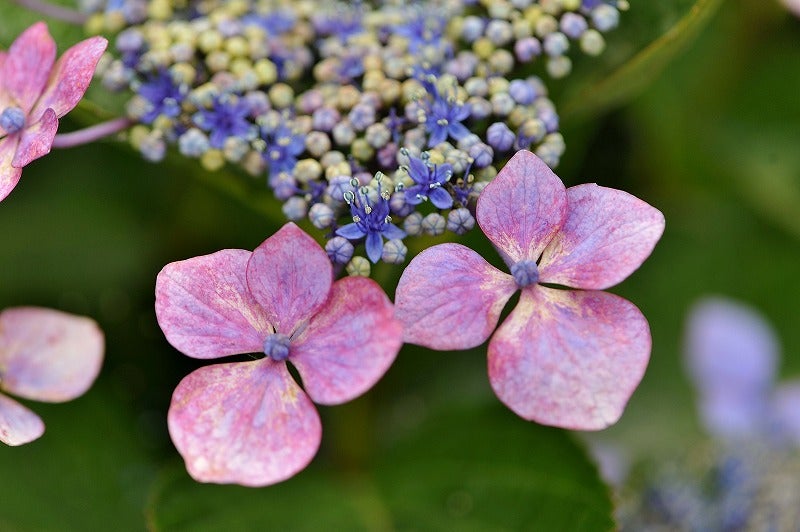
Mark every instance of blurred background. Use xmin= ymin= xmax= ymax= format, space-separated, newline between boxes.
xmin=0 ymin=0 xmax=798 ymax=529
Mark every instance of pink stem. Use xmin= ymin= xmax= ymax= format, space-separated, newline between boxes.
xmin=52 ymin=118 xmax=133 ymax=149
xmin=12 ymin=0 xmax=88 ymax=24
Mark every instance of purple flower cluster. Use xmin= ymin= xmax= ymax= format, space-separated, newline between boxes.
xmin=96 ymin=0 xmax=627 ymax=270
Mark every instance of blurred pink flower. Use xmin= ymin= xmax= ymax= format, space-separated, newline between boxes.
xmin=396 ymin=150 xmax=664 ymax=430
xmin=0 ymin=307 xmax=104 ymax=446
xmin=0 ymin=22 xmax=107 ymax=202
xmin=155 ymin=223 xmax=403 ymax=486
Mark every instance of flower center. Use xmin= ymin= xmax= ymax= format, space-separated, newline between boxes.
xmin=510 ymin=260 xmax=539 ymax=288
xmin=263 ymin=333 xmax=291 ymax=361
xmin=0 ymin=106 xmax=25 ymax=134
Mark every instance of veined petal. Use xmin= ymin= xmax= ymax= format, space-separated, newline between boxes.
xmin=0 ymin=394 xmax=45 ymax=446
xmin=365 ymin=231 xmax=383 ymax=263
xmin=246 ymin=223 xmax=332 ymax=335
xmin=0 ymin=307 xmax=103 ymax=403
xmin=488 ymin=286 xmax=651 ymax=430
xmin=336 ymin=223 xmax=366 ymax=240
xmin=0 ymin=136 xmax=23 ymax=202
xmin=477 ymin=150 xmax=566 ymax=263
xmin=538 ymin=184 xmax=665 ymax=290
xmin=291 ymin=277 xmax=403 ymax=405
xmin=31 ymin=36 xmax=107 ymax=120
xmin=428 ymin=186 xmax=453 ymax=209
xmin=155 ymin=249 xmax=270 ymax=359
xmin=168 ymin=360 xmax=321 ymax=487
xmin=395 ymin=243 xmax=517 ymax=350
xmin=11 ymin=108 xmax=57 ymax=168
xmin=2 ymin=23 xmax=56 ymax=113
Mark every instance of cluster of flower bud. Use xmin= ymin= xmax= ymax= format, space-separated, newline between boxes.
xmin=92 ymin=0 xmax=624 ymax=271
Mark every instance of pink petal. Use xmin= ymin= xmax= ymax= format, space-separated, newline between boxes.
xmin=395 ymin=243 xmax=518 ymax=350
xmin=246 ymin=223 xmax=332 ymax=335
xmin=168 ymin=360 xmax=322 ymax=487
xmin=0 ymin=307 xmax=103 ymax=403
xmin=487 ymin=286 xmax=651 ymax=430
xmin=30 ymin=36 xmax=107 ymax=120
xmin=476 ymin=150 xmax=566 ymax=263
xmin=11 ymin=108 xmax=58 ymax=168
xmin=538 ymin=184 xmax=665 ymax=290
xmin=0 ymin=393 xmax=45 ymax=446
xmin=291 ymin=276 xmax=403 ymax=405
xmin=155 ymin=249 xmax=271 ymax=359
xmin=0 ymin=136 xmax=23 ymax=202
xmin=1 ymin=22 xmax=56 ymax=113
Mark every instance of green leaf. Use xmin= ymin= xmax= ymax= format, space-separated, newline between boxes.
xmin=558 ymin=0 xmax=724 ymax=121
xmin=0 ymin=1 xmax=86 ymax=49
xmin=147 ymin=404 xmax=613 ymax=531
xmin=0 ymin=387 xmax=154 ymax=532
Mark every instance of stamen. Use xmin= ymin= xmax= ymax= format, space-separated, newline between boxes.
xmin=263 ymin=333 xmax=291 ymax=361
xmin=510 ymin=260 xmax=540 ymax=288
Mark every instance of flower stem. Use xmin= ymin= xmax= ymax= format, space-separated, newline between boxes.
xmin=12 ymin=0 xmax=88 ymax=24
xmin=52 ymin=118 xmax=132 ymax=149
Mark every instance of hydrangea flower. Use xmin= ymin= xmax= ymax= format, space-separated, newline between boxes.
xmin=0 ymin=22 xmax=107 ymax=202
xmin=155 ymin=223 xmax=403 ymax=486
xmin=395 ymin=150 xmax=665 ymax=430
xmin=685 ymin=297 xmax=800 ymax=445
xmin=0 ymin=307 xmax=104 ymax=446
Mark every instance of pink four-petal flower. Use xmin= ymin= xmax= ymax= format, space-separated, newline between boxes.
xmin=155 ymin=223 xmax=403 ymax=486
xmin=0 ymin=22 xmax=107 ymax=202
xmin=395 ymin=150 xmax=665 ymax=430
xmin=0 ymin=307 xmax=104 ymax=446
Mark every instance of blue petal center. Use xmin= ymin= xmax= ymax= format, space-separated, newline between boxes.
xmin=511 ymin=260 xmax=539 ymax=288
xmin=263 ymin=333 xmax=291 ymax=361
xmin=0 ymin=107 xmax=25 ymax=134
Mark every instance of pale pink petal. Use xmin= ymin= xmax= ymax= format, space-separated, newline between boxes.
xmin=395 ymin=243 xmax=518 ymax=350
xmin=155 ymin=249 xmax=272 ymax=359
xmin=168 ymin=360 xmax=321 ymax=487
xmin=30 ymin=36 xmax=107 ymax=120
xmin=0 ymin=307 xmax=103 ymax=403
xmin=538 ymin=184 xmax=665 ymax=290
xmin=291 ymin=277 xmax=403 ymax=405
xmin=2 ymin=22 xmax=56 ymax=113
xmin=488 ymin=286 xmax=651 ymax=430
xmin=246 ymin=223 xmax=332 ymax=335
xmin=0 ymin=394 xmax=45 ymax=446
xmin=476 ymin=150 xmax=566 ymax=263
xmin=0 ymin=136 xmax=23 ymax=202
xmin=11 ymin=108 xmax=58 ymax=168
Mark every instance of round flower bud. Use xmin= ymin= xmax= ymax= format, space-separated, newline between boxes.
xmin=381 ymin=239 xmax=407 ymax=264
xmin=326 ymin=237 xmax=354 ymax=264
xmin=403 ymin=212 xmax=424 ymax=236
xmin=421 ymin=212 xmax=446 ymax=236
xmin=282 ymin=196 xmax=308 ymax=221
xmin=447 ymin=207 xmax=476 ymax=235
xmin=346 ymin=256 xmax=371 ymax=277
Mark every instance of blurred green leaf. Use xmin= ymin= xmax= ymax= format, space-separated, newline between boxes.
xmin=0 ymin=1 xmax=86 ymax=47
xmin=147 ymin=404 xmax=613 ymax=531
xmin=0 ymin=387 xmax=154 ymax=532
xmin=558 ymin=0 xmax=724 ymax=121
